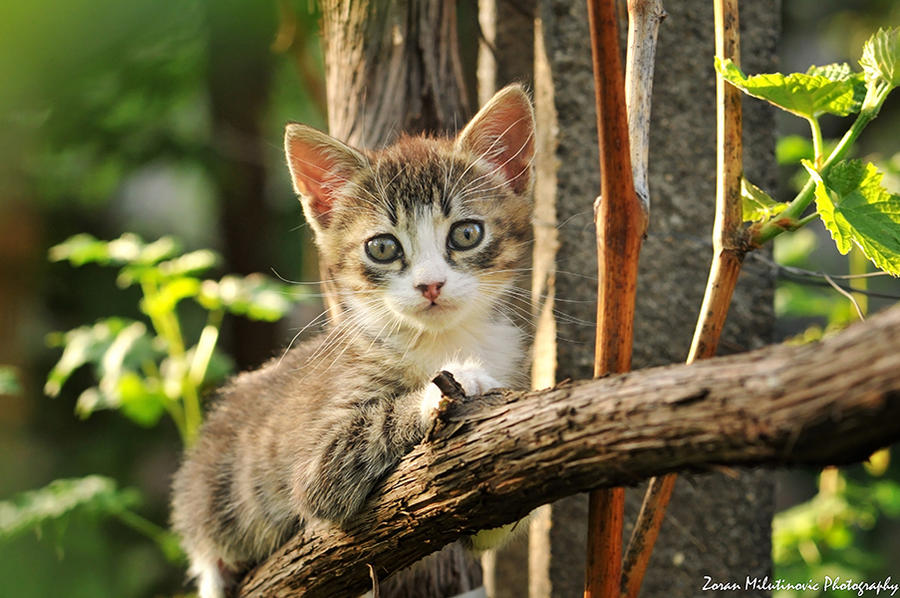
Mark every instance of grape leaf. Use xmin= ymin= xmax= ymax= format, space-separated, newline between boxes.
xmin=716 ymin=58 xmax=864 ymax=118
xmin=859 ymin=27 xmax=900 ymax=88
xmin=742 ymin=178 xmax=787 ymax=222
xmin=804 ymin=159 xmax=900 ymax=275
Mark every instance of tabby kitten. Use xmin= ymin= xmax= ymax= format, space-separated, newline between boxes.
xmin=170 ymin=84 xmax=535 ymax=598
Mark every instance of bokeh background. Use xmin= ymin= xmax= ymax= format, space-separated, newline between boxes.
xmin=1 ymin=1 xmax=898 ymax=596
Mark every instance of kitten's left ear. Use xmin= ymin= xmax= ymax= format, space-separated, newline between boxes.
xmin=455 ymin=84 xmax=535 ymax=195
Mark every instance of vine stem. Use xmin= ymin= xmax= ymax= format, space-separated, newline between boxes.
xmin=751 ymin=82 xmax=891 ymax=246
xmin=621 ymin=2 xmax=743 ymax=596
xmin=808 ymin=116 xmax=824 ymax=166
xmin=585 ymin=1 xmax=648 ymax=597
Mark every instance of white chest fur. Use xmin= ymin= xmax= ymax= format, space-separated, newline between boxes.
xmin=398 ymin=319 xmax=524 ymax=388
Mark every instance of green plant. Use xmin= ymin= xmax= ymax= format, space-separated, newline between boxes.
xmin=716 ymin=27 xmax=900 ymax=273
xmin=44 ymin=232 xmax=304 ymax=446
xmin=1 ymin=233 xmax=306 ymax=563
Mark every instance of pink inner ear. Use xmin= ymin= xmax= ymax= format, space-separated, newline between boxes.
xmin=286 ymin=134 xmax=360 ymax=227
xmin=462 ymin=99 xmax=535 ymax=195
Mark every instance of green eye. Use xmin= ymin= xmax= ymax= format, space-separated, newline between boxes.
xmin=365 ymin=234 xmax=403 ymax=263
xmin=448 ymin=220 xmax=484 ymax=250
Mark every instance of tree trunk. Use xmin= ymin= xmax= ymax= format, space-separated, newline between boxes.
xmin=206 ymin=0 xmax=278 ymax=369
xmin=529 ymin=0 xmax=778 ymax=595
xmin=237 ymin=304 xmax=900 ymax=597
xmin=317 ymin=1 xmax=481 ymax=595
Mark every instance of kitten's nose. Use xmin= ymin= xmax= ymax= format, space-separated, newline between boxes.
xmin=416 ymin=281 xmax=444 ymax=302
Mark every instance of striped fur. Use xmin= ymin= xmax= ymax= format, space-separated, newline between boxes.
xmin=171 ymin=84 xmax=535 ymax=598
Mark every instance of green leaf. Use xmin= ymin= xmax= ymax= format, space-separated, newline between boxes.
xmin=716 ymin=57 xmax=864 ymax=118
xmin=48 ymin=233 xmax=111 ymax=265
xmin=0 ymin=476 xmax=140 ymax=539
xmin=49 ymin=233 xmax=179 ymax=267
xmin=44 ymin=318 xmax=139 ymax=397
xmin=776 ymin=135 xmax=814 ymax=165
xmin=805 ymin=159 xmax=900 ymax=275
xmin=859 ymin=27 xmax=900 ymax=88
xmin=198 ymin=274 xmax=302 ymax=321
xmin=0 ymin=365 xmax=21 ymax=396
xmin=742 ymin=178 xmax=787 ymax=222
xmin=139 ymin=276 xmax=201 ymax=316
xmin=116 ymin=372 xmax=167 ymax=427
xmin=157 ymin=249 xmax=219 ymax=278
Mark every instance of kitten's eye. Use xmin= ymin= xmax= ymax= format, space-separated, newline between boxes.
xmin=448 ymin=220 xmax=484 ymax=251
xmin=365 ymin=234 xmax=403 ymax=263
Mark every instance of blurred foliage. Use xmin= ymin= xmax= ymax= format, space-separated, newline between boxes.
xmin=0 ymin=475 xmax=181 ymax=564
xmin=45 ymin=233 xmax=306 ymax=444
xmin=774 ymin=461 xmax=900 ymax=598
xmin=0 ymin=233 xmax=307 ymax=595
xmin=0 ymin=2 xmax=325 ymax=595
xmin=0 ymin=366 xmax=22 ymax=396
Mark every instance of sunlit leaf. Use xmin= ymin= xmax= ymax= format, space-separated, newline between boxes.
xmin=859 ymin=27 xmax=900 ymax=88
xmin=716 ymin=58 xmax=864 ymax=118
xmin=805 ymin=159 xmax=900 ymax=275
xmin=0 ymin=476 xmax=140 ymax=539
xmin=197 ymin=273 xmax=301 ymax=321
xmin=742 ymin=178 xmax=788 ymax=222
xmin=158 ymin=249 xmax=219 ymax=277
xmin=864 ymin=448 xmax=891 ymax=477
xmin=116 ymin=372 xmax=167 ymax=427
xmin=44 ymin=318 xmax=139 ymax=397
xmin=49 ymin=233 xmax=179 ymax=268
xmin=140 ymin=277 xmax=201 ymax=316
xmin=48 ymin=233 xmax=111 ymax=265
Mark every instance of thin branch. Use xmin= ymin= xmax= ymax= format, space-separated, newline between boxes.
xmin=625 ymin=0 xmax=666 ymax=213
xmin=585 ymin=0 xmax=648 ymax=595
xmin=622 ymin=1 xmax=743 ymax=595
xmin=238 ymin=306 xmax=900 ymax=598
xmin=823 ymin=274 xmax=866 ymax=321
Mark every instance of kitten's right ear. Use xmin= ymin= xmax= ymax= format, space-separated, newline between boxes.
xmin=284 ymin=124 xmax=368 ymax=231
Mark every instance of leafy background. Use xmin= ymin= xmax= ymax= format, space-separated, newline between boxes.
xmin=0 ymin=1 xmax=898 ymax=597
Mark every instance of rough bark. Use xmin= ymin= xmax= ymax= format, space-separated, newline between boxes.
xmin=237 ymin=305 xmax=900 ymax=598
xmin=321 ymin=0 xmax=470 ymax=149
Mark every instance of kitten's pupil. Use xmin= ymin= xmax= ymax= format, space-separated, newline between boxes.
xmin=366 ymin=234 xmax=402 ymax=263
xmin=448 ymin=220 xmax=485 ymax=250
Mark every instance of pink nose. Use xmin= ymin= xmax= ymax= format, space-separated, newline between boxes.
xmin=416 ymin=281 xmax=444 ymax=302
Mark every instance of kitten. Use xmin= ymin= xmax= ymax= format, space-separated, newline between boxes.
xmin=170 ymin=84 xmax=535 ymax=598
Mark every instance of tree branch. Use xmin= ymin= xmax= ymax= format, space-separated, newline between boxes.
xmin=239 ymin=306 xmax=900 ymax=598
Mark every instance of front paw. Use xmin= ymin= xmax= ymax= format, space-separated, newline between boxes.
xmin=420 ymin=361 xmax=501 ymax=429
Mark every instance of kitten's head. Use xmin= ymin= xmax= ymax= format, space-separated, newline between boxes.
xmin=284 ymin=85 xmax=534 ymax=334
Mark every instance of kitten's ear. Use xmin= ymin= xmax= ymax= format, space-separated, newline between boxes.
xmin=455 ymin=84 xmax=535 ymax=195
xmin=284 ymin=123 xmax=368 ymax=231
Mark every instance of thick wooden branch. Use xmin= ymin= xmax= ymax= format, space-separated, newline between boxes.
xmin=239 ymin=306 xmax=900 ymax=598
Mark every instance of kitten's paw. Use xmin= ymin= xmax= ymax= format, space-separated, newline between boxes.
xmin=442 ymin=361 xmax=502 ymax=398
xmin=420 ymin=360 xmax=501 ymax=434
